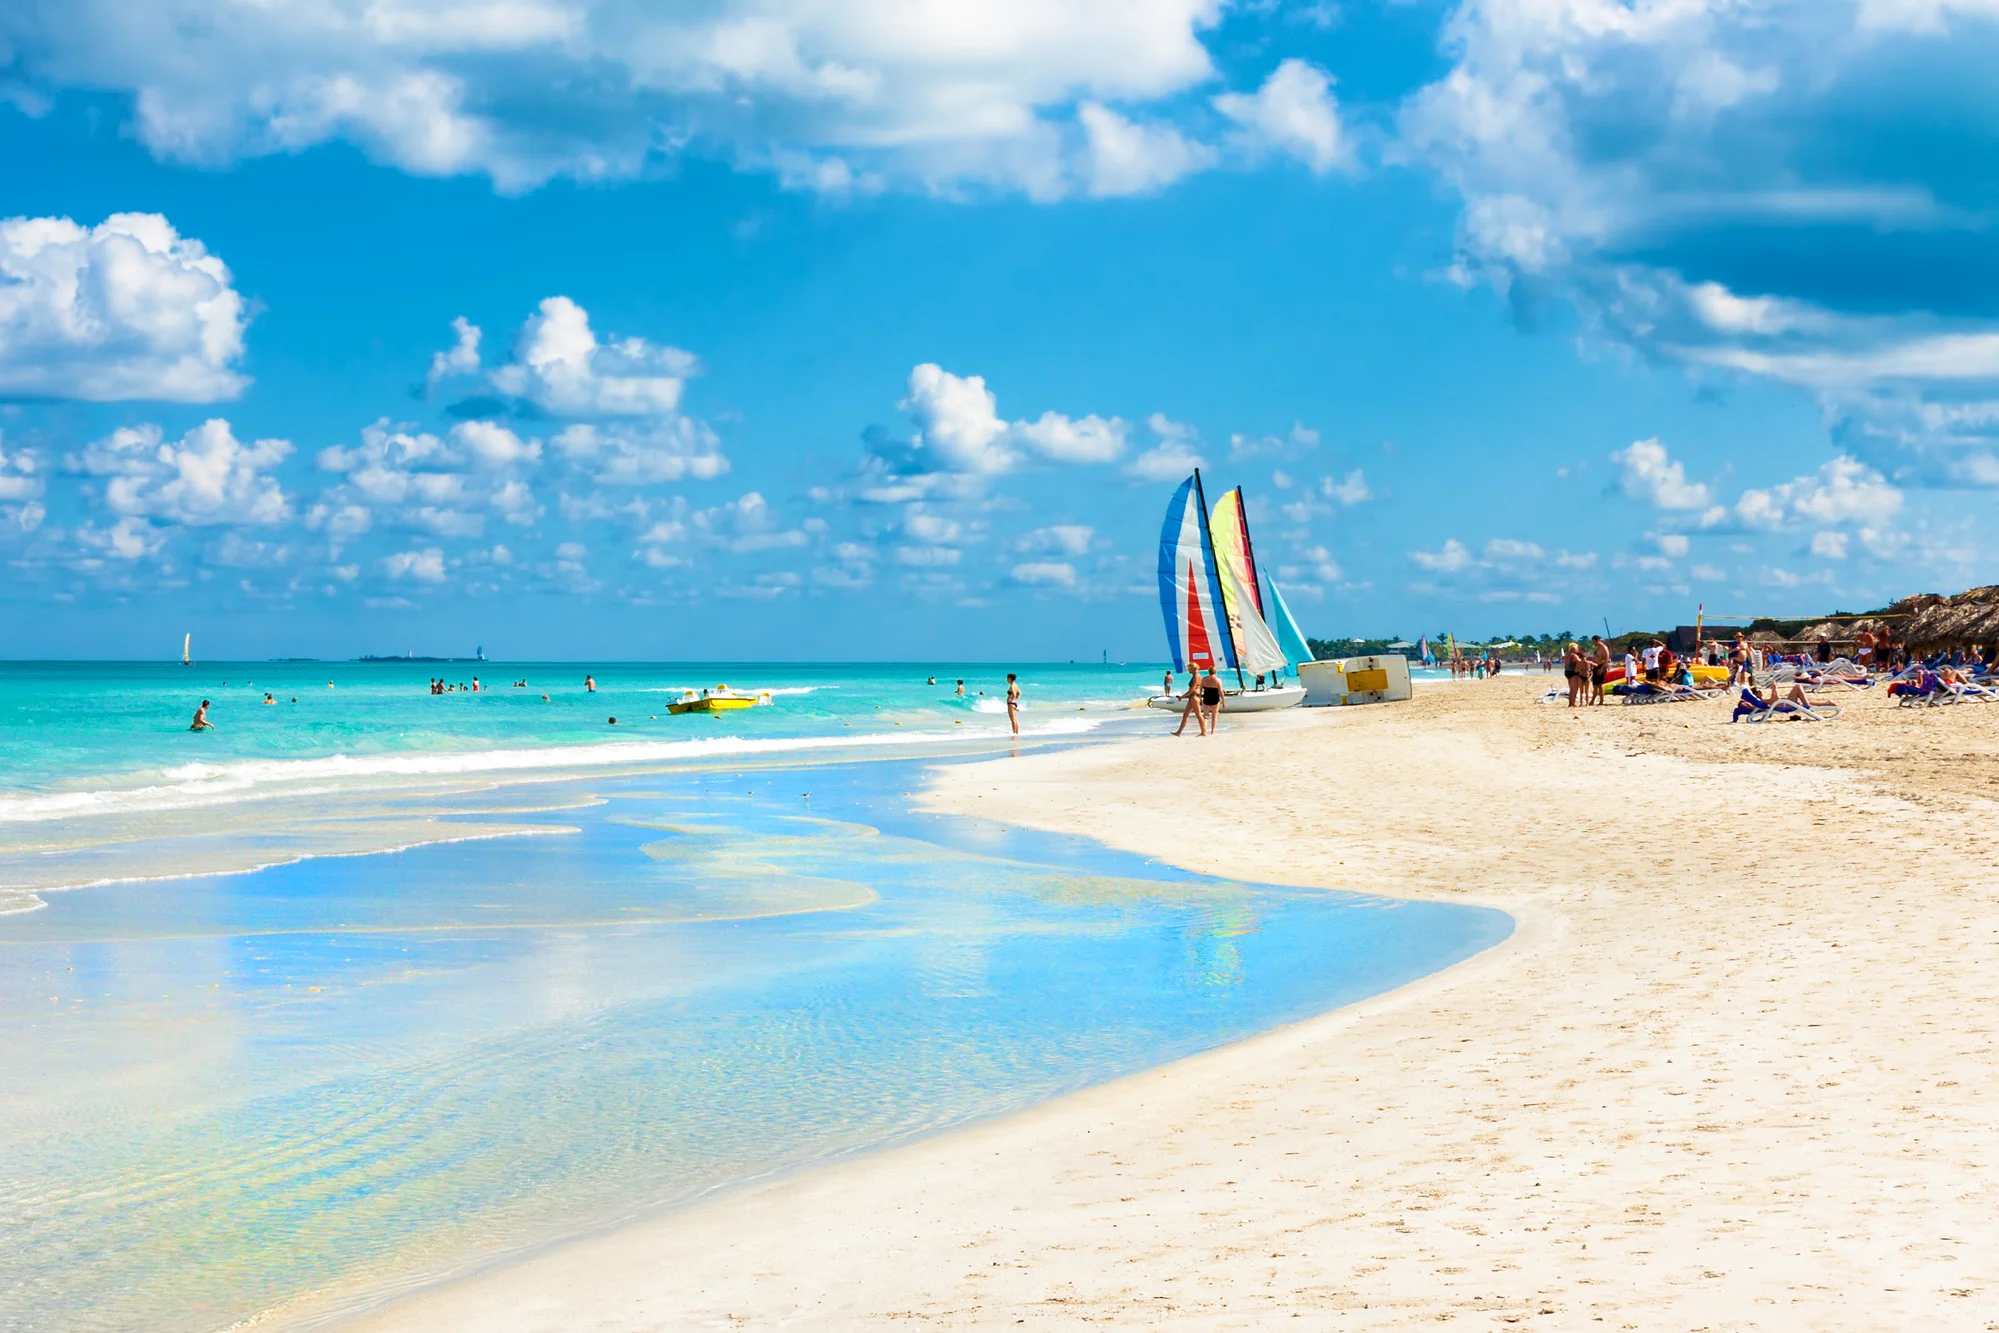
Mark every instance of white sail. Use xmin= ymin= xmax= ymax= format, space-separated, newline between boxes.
xmin=1216 ymin=553 xmax=1288 ymax=675
xmin=182 ymin=632 xmax=190 ymax=665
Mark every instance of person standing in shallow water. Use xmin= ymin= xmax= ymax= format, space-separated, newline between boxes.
xmin=1005 ymin=673 xmax=1021 ymax=736
xmin=189 ymin=700 xmax=215 ymax=731
xmin=584 ymin=674 xmax=596 ymax=693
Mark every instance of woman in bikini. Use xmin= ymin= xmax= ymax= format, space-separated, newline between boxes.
xmin=1172 ymin=671 xmax=1205 ymax=736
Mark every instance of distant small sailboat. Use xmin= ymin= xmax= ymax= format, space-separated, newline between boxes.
xmin=182 ymin=633 xmax=192 ymax=666
xmin=667 ymin=685 xmax=773 ymax=715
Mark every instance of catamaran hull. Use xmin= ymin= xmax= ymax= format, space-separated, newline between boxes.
xmin=1147 ymin=686 xmax=1305 ymax=713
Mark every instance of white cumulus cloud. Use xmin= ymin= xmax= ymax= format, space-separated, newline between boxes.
xmin=1010 ymin=560 xmax=1076 ymax=586
xmin=1214 ymin=59 xmax=1349 ymax=173
xmin=898 ymin=364 xmax=1127 ymax=475
xmin=76 ymin=515 xmax=167 ymax=560
xmin=1400 ymin=0 xmax=1999 ymax=484
xmin=1410 ymin=538 xmax=1472 ymax=572
xmin=382 ymin=547 xmax=448 ymax=582
xmin=1077 ymin=102 xmax=1215 ymax=197
xmin=1613 ymin=438 xmax=1712 ymax=510
xmin=1 ymin=1 xmax=1227 ymax=195
xmin=1019 ymin=524 xmax=1094 ymax=556
xmin=74 ymin=419 xmax=292 ymax=525
xmin=1736 ymin=457 xmax=1902 ymax=530
xmin=426 ymin=315 xmax=481 ymax=387
xmin=449 ymin=419 xmax=540 ymax=468
xmin=552 ymin=420 xmax=727 ymax=485
xmin=490 ymin=296 xmax=696 ymax=417
xmin=0 ymin=212 xmax=247 ymax=402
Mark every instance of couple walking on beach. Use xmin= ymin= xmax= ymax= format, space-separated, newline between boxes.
xmin=1171 ymin=666 xmax=1225 ymax=736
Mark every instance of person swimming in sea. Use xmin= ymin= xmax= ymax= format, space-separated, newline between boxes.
xmin=262 ymin=692 xmax=275 ymax=705
xmin=190 ymin=700 xmax=215 ymax=731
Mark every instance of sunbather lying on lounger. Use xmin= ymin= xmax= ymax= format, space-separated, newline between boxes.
xmin=1732 ymin=682 xmax=1838 ymax=722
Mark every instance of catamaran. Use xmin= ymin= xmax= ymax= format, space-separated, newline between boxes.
xmin=182 ymin=633 xmax=191 ymax=666
xmin=1148 ymin=471 xmax=1307 ymax=714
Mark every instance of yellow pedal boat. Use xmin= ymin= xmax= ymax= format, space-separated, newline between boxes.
xmin=667 ymin=685 xmax=773 ymax=715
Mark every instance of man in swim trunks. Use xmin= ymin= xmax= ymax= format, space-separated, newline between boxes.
xmin=1005 ymin=673 xmax=1021 ymax=736
xmin=1589 ymin=636 xmax=1612 ymax=705
xmin=190 ymin=700 xmax=214 ymax=731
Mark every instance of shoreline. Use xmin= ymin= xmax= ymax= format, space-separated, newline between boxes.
xmin=327 ymin=679 xmax=1999 ymax=1329
xmin=0 ymin=722 xmax=1132 ymax=913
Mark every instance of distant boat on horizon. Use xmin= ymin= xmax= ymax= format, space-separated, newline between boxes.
xmin=182 ymin=632 xmax=191 ymax=667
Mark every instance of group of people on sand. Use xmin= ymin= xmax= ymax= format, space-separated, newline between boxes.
xmin=1167 ymin=665 xmax=1226 ymax=736
xmin=1447 ymin=651 xmax=1504 ymax=680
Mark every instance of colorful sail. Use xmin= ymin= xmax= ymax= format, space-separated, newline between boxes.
xmin=1265 ymin=577 xmax=1315 ymax=666
xmin=1208 ymin=489 xmax=1265 ymax=619
xmin=1156 ymin=475 xmax=1234 ymax=674
xmin=1207 ymin=488 xmax=1287 ymax=676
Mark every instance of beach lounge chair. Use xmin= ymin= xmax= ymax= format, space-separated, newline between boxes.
xmin=1798 ymin=667 xmax=1873 ymax=691
xmin=1732 ymin=689 xmax=1842 ymax=723
xmin=1889 ymin=672 xmax=1953 ymax=707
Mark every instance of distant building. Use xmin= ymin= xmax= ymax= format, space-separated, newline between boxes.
xmin=1669 ymin=624 xmax=1743 ymax=653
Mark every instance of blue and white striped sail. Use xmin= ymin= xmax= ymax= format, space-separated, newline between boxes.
xmin=1156 ymin=475 xmax=1235 ymax=674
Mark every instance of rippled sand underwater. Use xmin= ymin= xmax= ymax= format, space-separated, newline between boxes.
xmin=0 ymin=756 xmax=1509 ymax=1331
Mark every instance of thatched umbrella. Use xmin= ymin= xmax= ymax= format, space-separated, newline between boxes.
xmin=1948 ymin=586 xmax=1999 ymax=647
xmin=1904 ymin=587 xmax=1999 ymax=651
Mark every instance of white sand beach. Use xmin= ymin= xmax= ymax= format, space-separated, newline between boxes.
xmin=341 ymin=681 xmax=1999 ymax=1330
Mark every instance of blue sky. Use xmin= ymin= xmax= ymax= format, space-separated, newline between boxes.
xmin=3 ymin=0 xmax=1996 ymax=660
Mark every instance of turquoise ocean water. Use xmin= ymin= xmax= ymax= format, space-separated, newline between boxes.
xmin=0 ymin=661 xmax=1506 ymax=1331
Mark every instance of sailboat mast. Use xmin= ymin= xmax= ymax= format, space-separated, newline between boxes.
xmin=1191 ymin=468 xmax=1245 ymax=690
xmin=1232 ymin=486 xmax=1268 ymax=618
